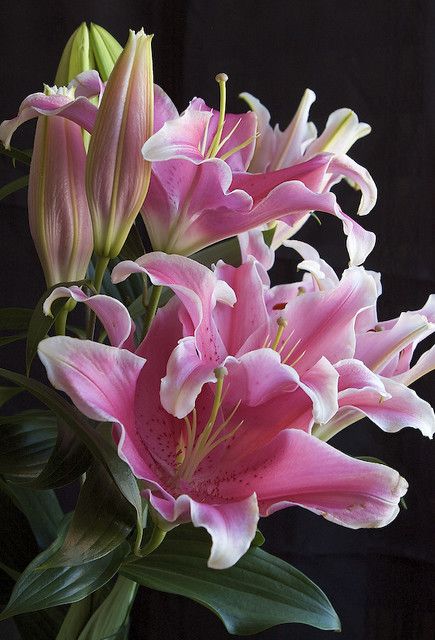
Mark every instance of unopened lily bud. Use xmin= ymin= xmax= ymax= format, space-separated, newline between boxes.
xmin=55 ymin=22 xmax=95 ymax=86
xmin=29 ymin=99 xmax=93 ymax=286
xmin=55 ymin=22 xmax=122 ymax=87
xmin=89 ymin=23 xmax=123 ymax=82
xmin=86 ymin=29 xmax=154 ymax=259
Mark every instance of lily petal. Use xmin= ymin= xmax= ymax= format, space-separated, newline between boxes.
xmin=191 ymin=495 xmax=259 ymax=569
xmin=0 ymin=91 xmax=97 ymax=148
xmin=38 ymin=337 xmax=145 ymax=425
xmin=43 ymin=286 xmax=135 ymax=349
xmin=209 ymin=429 xmax=407 ymax=529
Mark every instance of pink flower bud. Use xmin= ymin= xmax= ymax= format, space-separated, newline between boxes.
xmin=85 ymin=29 xmax=154 ymax=258
xmin=28 ymin=111 xmax=93 ymax=287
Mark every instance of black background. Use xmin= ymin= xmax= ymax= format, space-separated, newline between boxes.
xmin=0 ymin=1 xmax=434 ymax=639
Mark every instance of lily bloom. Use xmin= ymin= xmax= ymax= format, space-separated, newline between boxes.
xmin=38 ymin=259 xmax=407 ymax=569
xmin=272 ymin=241 xmax=435 ymax=441
xmin=140 ymin=79 xmax=376 ymax=265
xmin=239 ymin=89 xmax=376 ymax=268
xmin=113 ymin=252 xmax=434 ymax=442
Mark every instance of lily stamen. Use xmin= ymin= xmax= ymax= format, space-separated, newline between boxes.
xmin=281 ymin=337 xmax=303 ymax=365
xmin=199 ymin=109 xmax=213 ymax=156
xmin=176 ymin=367 xmax=228 ymax=482
xmin=219 ymin=131 xmax=259 ymax=162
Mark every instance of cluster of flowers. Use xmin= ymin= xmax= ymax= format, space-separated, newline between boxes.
xmin=1 ymin=29 xmax=433 ymax=570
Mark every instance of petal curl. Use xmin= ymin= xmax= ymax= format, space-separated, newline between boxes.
xmin=43 ymin=285 xmax=135 ymax=349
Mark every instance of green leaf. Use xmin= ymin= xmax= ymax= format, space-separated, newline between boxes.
xmin=0 ymin=386 xmax=21 ymax=407
xmin=0 ymin=411 xmax=57 ymax=480
xmin=56 ymin=596 xmax=94 ymax=640
xmin=26 ymin=291 xmax=65 ymax=375
xmin=0 ymin=307 xmax=32 ymax=333
xmin=0 ymin=145 xmax=32 ymax=166
xmin=89 ymin=23 xmax=123 ymax=82
xmin=46 ymin=462 xmax=134 ymax=567
xmin=0 ymin=518 xmax=130 ymax=621
xmin=0 ymin=174 xmax=29 ymax=201
xmin=77 ymin=576 xmax=137 ymax=640
xmin=55 ymin=583 xmax=115 ymax=640
xmin=29 ymin=418 xmax=93 ymax=490
xmin=0 ymin=412 xmax=92 ymax=489
xmin=192 ymin=237 xmax=241 ymax=268
xmin=121 ymin=525 xmax=340 ymax=635
xmin=0 ymin=479 xmax=63 ymax=549
xmin=0 ymin=488 xmax=39 ymax=573
xmin=0 ymin=369 xmax=143 ymax=546
xmin=0 ymin=332 xmax=27 ymax=347
xmin=0 ymin=560 xmax=20 ymax=581
xmin=118 ymin=222 xmax=145 ymax=263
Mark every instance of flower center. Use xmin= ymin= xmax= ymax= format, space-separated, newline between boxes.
xmin=175 ymin=366 xmax=243 ymax=484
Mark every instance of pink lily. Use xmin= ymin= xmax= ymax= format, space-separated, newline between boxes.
xmin=273 ymin=242 xmax=435 ymax=441
xmin=114 ymin=252 xmax=435 ymax=441
xmin=315 ymin=297 xmax=435 ymax=440
xmin=239 ymin=89 xmax=376 ymax=268
xmin=39 ymin=268 xmax=407 ymax=568
xmin=140 ymin=79 xmax=376 ymax=266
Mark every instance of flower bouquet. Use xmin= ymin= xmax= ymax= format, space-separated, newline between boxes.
xmin=0 ymin=23 xmax=433 ymax=639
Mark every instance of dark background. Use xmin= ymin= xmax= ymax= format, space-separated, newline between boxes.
xmin=0 ymin=1 xmax=434 ymax=638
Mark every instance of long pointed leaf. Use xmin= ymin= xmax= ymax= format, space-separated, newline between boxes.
xmin=121 ymin=525 xmax=340 ymax=635
xmin=0 ymin=518 xmax=129 ymax=620
xmin=0 ymin=174 xmax=29 ymax=201
xmin=0 ymin=411 xmax=57 ymax=480
xmin=46 ymin=462 xmax=134 ymax=567
xmin=0 ymin=369 xmax=143 ymax=541
xmin=0 ymin=479 xmax=63 ymax=549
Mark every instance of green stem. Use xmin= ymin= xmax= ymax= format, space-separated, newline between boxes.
xmin=135 ymin=522 xmax=166 ymax=558
xmin=143 ymin=284 xmax=162 ymax=335
xmin=86 ymin=256 xmax=110 ymax=339
xmin=93 ymin=256 xmax=110 ymax=294
xmin=55 ymin=304 xmax=69 ymax=336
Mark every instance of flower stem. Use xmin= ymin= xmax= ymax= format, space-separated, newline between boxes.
xmin=93 ymin=256 xmax=110 ymax=293
xmin=55 ymin=305 xmax=69 ymax=337
xmin=143 ymin=284 xmax=162 ymax=335
xmin=136 ymin=522 xmax=166 ymax=558
xmin=86 ymin=256 xmax=110 ymax=339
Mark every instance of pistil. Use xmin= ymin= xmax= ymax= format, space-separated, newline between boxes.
xmin=175 ymin=367 xmax=243 ymax=484
xmin=271 ymin=317 xmax=288 ymax=351
xmin=206 ymin=73 xmax=228 ymax=158
xmin=204 ymin=73 xmax=258 ymax=163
